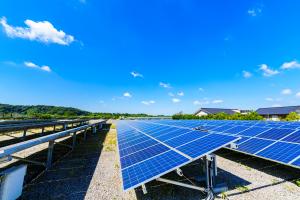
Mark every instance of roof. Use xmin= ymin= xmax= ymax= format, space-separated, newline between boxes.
xmin=256 ymin=106 xmax=300 ymax=115
xmin=195 ymin=108 xmax=238 ymax=115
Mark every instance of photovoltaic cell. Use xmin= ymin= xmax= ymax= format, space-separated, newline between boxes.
xmin=281 ymin=130 xmax=300 ymax=144
xmin=164 ymin=131 xmax=209 ymax=148
xmin=256 ymin=128 xmax=295 ymax=140
xmin=122 ymin=150 xmax=189 ymax=190
xmin=120 ymin=139 xmax=159 ymax=158
xmin=238 ymin=138 xmax=274 ymax=154
xmin=120 ymin=143 xmax=169 ymax=169
xmin=257 ymin=142 xmax=300 ymax=164
xmin=292 ymin=158 xmax=300 ymax=167
xmin=177 ymin=134 xmax=238 ymax=159
xmin=238 ymin=127 xmax=270 ymax=137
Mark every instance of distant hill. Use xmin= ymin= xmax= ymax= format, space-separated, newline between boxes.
xmin=0 ymin=103 xmax=90 ymax=118
xmin=0 ymin=103 xmax=162 ymax=119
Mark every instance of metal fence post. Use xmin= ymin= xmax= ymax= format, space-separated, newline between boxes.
xmin=22 ymin=129 xmax=27 ymax=140
xmin=46 ymin=140 xmax=55 ymax=169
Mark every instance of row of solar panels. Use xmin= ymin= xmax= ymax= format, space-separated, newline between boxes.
xmin=147 ymin=120 xmax=300 ymax=168
xmin=117 ymin=121 xmax=239 ymax=191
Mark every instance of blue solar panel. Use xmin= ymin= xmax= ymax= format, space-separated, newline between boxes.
xmin=164 ymin=131 xmax=209 ymax=148
xmin=236 ymin=136 xmax=250 ymax=145
xmin=120 ymin=139 xmax=159 ymax=158
xmin=155 ymin=128 xmax=191 ymax=141
xmin=238 ymin=127 xmax=270 ymax=137
xmin=120 ymin=143 xmax=169 ymax=169
xmin=223 ymin=126 xmax=250 ymax=134
xmin=122 ymin=150 xmax=189 ymax=190
xmin=117 ymin=120 xmax=240 ymax=191
xmin=256 ymin=128 xmax=295 ymax=140
xmin=212 ymin=125 xmax=234 ymax=132
xmin=177 ymin=134 xmax=239 ymax=159
xmin=238 ymin=138 xmax=274 ymax=154
xmin=292 ymin=158 xmax=300 ymax=167
xmin=257 ymin=142 xmax=300 ymax=164
xmin=282 ymin=130 xmax=300 ymax=144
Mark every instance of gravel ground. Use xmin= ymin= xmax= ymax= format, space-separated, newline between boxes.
xmin=18 ymin=125 xmax=300 ymax=200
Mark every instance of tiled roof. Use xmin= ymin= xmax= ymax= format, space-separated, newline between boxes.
xmin=195 ymin=108 xmax=238 ymax=115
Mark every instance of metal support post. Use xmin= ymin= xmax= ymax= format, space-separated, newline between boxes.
xmin=93 ymin=126 xmax=97 ymax=134
xmin=53 ymin=125 xmax=56 ymax=132
xmin=98 ymin=123 xmax=103 ymax=130
xmin=64 ymin=124 xmax=67 ymax=130
xmin=41 ymin=127 xmax=45 ymax=136
xmin=83 ymin=129 xmax=88 ymax=140
xmin=46 ymin=140 xmax=55 ymax=169
xmin=72 ymin=132 xmax=77 ymax=149
xmin=22 ymin=129 xmax=27 ymax=140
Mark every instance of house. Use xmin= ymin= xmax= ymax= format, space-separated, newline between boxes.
xmin=194 ymin=108 xmax=241 ymax=116
xmin=256 ymin=106 xmax=300 ymax=121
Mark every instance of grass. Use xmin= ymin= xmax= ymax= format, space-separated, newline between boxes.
xmin=235 ymin=185 xmax=250 ymax=193
xmin=294 ymin=179 xmax=300 ymax=187
xmin=103 ymin=125 xmax=117 ymax=152
xmin=220 ymin=192 xmax=228 ymax=200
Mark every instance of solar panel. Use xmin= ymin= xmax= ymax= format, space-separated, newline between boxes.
xmin=117 ymin=120 xmax=239 ymax=191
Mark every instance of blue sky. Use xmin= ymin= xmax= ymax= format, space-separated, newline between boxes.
xmin=1 ymin=0 xmax=300 ymax=115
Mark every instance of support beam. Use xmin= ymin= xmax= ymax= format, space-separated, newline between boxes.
xmin=12 ymin=156 xmax=46 ymax=167
xmin=46 ymin=140 xmax=55 ymax=169
xmin=83 ymin=129 xmax=88 ymax=140
xmin=156 ymin=178 xmax=206 ymax=192
xmin=64 ymin=124 xmax=67 ymax=130
xmin=22 ymin=129 xmax=27 ymax=140
xmin=41 ymin=127 xmax=45 ymax=136
xmin=93 ymin=126 xmax=97 ymax=134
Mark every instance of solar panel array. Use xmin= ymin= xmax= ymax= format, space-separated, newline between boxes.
xmin=144 ymin=120 xmax=300 ymax=169
xmin=117 ymin=120 xmax=239 ymax=191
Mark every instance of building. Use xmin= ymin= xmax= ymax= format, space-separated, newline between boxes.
xmin=194 ymin=108 xmax=241 ymax=116
xmin=256 ymin=106 xmax=300 ymax=121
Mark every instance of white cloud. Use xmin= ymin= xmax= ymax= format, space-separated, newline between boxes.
xmin=123 ymin=92 xmax=132 ymax=98
xmin=131 ymin=71 xmax=143 ymax=78
xmin=259 ymin=64 xmax=279 ymax=77
xmin=24 ymin=61 xmax=51 ymax=72
xmin=193 ymin=100 xmax=209 ymax=105
xmin=248 ymin=8 xmax=262 ymax=17
xmin=172 ymin=98 xmax=181 ymax=103
xmin=212 ymin=99 xmax=224 ymax=104
xmin=159 ymin=82 xmax=171 ymax=88
xmin=199 ymin=88 xmax=204 ymax=92
xmin=281 ymin=89 xmax=292 ymax=95
xmin=168 ymin=92 xmax=175 ymax=97
xmin=281 ymin=60 xmax=300 ymax=70
xmin=141 ymin=100 xmax=155 ymax=105
xmin=99 ymin=100 xmax=105 ymax=104
xmin=265 ymin=97 xmax=274 ymax=102
xmin=177 ymin=91 xmax=184 ymax=96
xmin=242 ymin=70 xmax=252 ymax=78
xmin=0 ymin=17 xmax=74 ymax=45
xmin=296 ymin=92 xmax=300 ymax=98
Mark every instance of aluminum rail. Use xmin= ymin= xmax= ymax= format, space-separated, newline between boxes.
xmin=0 ymin=119 xmax=89 ymax=132
xmin=0 ymin=119 xmax=55 ymax=125
xmin=0 ymin=120 xmax=105 ymax=159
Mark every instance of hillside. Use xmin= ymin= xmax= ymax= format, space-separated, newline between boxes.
xmin=0 ymin=103 xmax=90 ymax=118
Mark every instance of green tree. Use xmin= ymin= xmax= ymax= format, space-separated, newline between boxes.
xmin=285 ymin=112 xmax=300 ymax=121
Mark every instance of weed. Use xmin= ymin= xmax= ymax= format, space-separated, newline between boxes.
xmin=293 ymin=179 xmax=300 ymax=187
xmin=235 ymin=185 xmax=249 ymax=193
xmin=220 ymin=192 xmax=228 ymax=200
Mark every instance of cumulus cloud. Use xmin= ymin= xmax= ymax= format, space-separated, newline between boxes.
xmin=281 ymin=89 xmax=292 ymax=95
xmin=159 ymin=82 xmax=171 ymax=88
xmin=281 ymin=60 xmax=300 ymax=70
xmin=172 ymin=98 xmax=181 ymax=103
xmin=248 ymin=7 xmax=262 ymax=17
xmin=123 ymin=92 xmax=132 ymax=98
xmin=212 ymin=99 xmax=224 ymax=104
xmin=265 ymin=97 xmax=274 ymax=102
xmin=242 ymin=70 xmax=252 ymax=78
xmin=24 ymin=61 xmax=51 ymax=72
xmin=0 ymin=17 xmax=74 ymax=45
xmin=141 ymin=100 xmax=155 ymax=105
xmin=296 ymin=92 xmax=300 ymax=98
xmin=168 ymin=92 xmax=175 ymax=97
xmin=131 ymin=71 xmax=143 ymax=78
xmin=259 ymin=64 xmax=279 ymax=77
xmin=177 ymin=91 xmax=184 ymax=96
xmin=193 ymin=100 xmax=209 ymax=105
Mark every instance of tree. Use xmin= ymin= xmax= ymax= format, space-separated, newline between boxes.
xmin=285 ymin=112 xmax=300 ymax=121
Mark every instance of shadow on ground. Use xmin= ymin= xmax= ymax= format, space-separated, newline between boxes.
xmin=19 ymin=124 xmax=111 ymax=200
xmin=134 ymin=159 xmax=250 ymax=200
xmin=215 ymin=149 xmax=300 ymax=197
